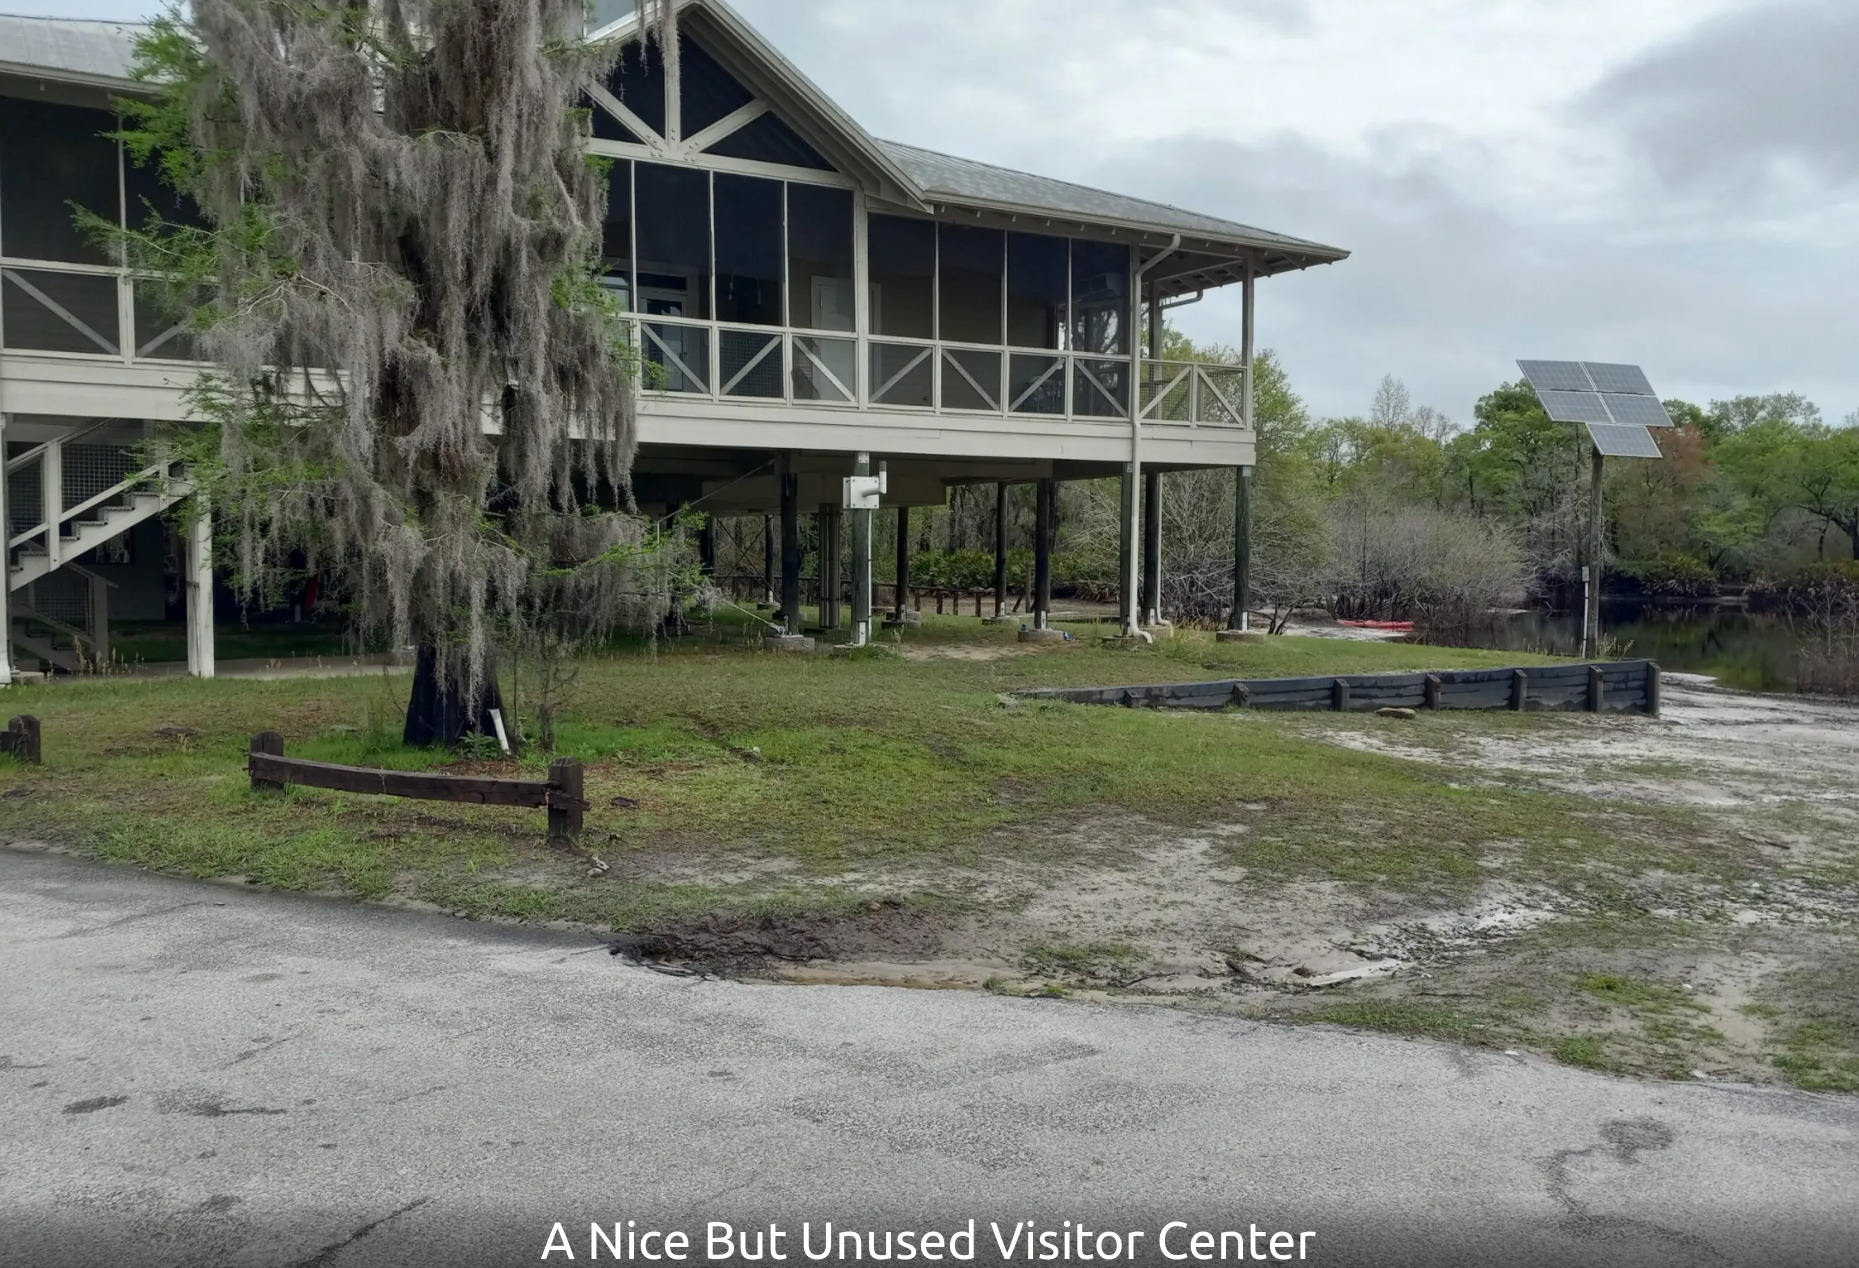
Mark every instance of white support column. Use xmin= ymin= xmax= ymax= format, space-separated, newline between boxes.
xmin=1122 ymin=253 xmax=1143 ymax=638
xmin=41 ymin=435 xmax=62 ymax=572
xmin=185 ymin=498 xmax=214 ymax=679
xmin=0 ymin=414 xmax=12 ymax=686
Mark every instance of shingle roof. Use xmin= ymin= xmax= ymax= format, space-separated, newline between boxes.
xmin=877 ymin=139 xmax=1346 ymax=265
xmin=0 ymin=13 xmax=143 ymax=83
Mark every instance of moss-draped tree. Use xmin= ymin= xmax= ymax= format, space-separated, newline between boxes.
xmin=123 ymin=0 xmax=678 ymax=745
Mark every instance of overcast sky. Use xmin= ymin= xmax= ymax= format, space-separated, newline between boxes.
xmin=25 ymin=0 xmax=1858 ymax=425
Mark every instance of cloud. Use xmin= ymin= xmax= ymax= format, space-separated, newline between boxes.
xmin=1083 ymin=127 xmax=1859 ymax=423
xmin=1581 ymin=1 xmax=1859 ymax=191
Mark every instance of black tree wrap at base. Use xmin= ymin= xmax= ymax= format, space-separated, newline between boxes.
xmin=403 ymin=646 xmax=507 ymax=749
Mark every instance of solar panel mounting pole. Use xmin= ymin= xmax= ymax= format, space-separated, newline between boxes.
xmin=1586 ymin=443 xmax=1604 ymax=660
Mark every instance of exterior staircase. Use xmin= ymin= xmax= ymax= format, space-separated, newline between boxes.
xmin=7 ymin=425 xmax=192 ymax=673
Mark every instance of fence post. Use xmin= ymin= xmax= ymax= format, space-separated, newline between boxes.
xmin=1424 ymin=675 xmax=1443 ymax=711
xmin=1510 ymin=669 xmax=1528 ymax=712
xmin=548 ymin=757 xmax=585 ymax=847
xmin=6 ymin=716 xmax=41 ymax=765
xmin=1332 ymin=679 xmax=1350 ymax=712
xmin=250 ymin=732 xmax=286 ymax=792
xmin=1587 ymin=665 xmax=1605 ymax=714
xmin=1646 ymin=662 xmax=1662 ymax=718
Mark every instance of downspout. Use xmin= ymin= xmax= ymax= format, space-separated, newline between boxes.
xmin=1124 ymin=233 xmax=1180 ymax=637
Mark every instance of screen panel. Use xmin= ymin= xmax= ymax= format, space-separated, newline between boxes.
xmin=1517 ymin=360 xmax=1592 ymax=392
xmin=1582 ymin=362 xmax=1655 ymax=395
xmin=1600 ymin=393 xmax=1672 ymax=427
xmin=1587 ymin=422 xmax=1662 ymax=458
xmin=1536 ymin=390 xmax=1611 ymax=424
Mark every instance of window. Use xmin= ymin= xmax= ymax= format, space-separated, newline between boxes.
xmin=713 ymin=173 xmax=782 ymax=326
xmin=605 ymin=36 xmax=666 ymax=137
xmin=1007 ymin=232 xmax=1068 ymax=351
xmin=600 ymin=159 xmax=633 ymax=310
xmin=786 ymin=184 xmax=852 ymax=332
xmin=868 ymin=215 xmax=933 ymax=339
xmin=634 ymin=162 xmax=710 ymax=320
xmin=937 ymin=225 xmax=1002 ymax=345
xmin=0 ymin=96 xmax=120 ymax=264
xmin=587 ymin=0 xmax=637 ymax=33
xmin=1070 ymin=239 xmax=1130 ymax=356
xmin=124 ymin=149 xmax=205 ymax=235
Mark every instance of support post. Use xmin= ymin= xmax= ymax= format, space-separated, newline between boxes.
xmin=697 ymin=514 xmax=716 ymax=578
xmin=4 ymin=716 xmax=41 ymax=764
xmin=41 ymin=433 xmax=62 ymax=572
xmin=185 ymin=497 xmax=214 ymax=679
xmin=1511 ymin=669 xmax=1529 ymax=712
xmin=1143 ymin=279 xmax=1164 ymax=629
xmin=0 ymin=415 xmax=11 ymax=686
xmin=1034 ymin=478 xmax=1054 ymax=630
xmin=993 ymin=483 xmax=1008 ymax=619
xmin=778 ymin=455 xmax=801 ymax=634
xmin=87 ymin=570 xmax=110 ymax=668
xmin=1142 ymin=469 xmax=1162 ymax=626
xmin=250 ymin=731 xmax=285 ymax=793
xmin=1231 ymin=253 xmax=1256 ymax=630
xmin=1586 ymin=446 xmax=1605 ymax=660
xmin=762 ymin=513 xmax=775 ymax=606
xmin=1117 ymin=465 xmax=1135 ymax=630
xmin=1332 ymin=678 xmax=1350 ymax=712
xmin=851 ymin=453 xmax=873 ymax=647
xmin=1230 ymin=465 xmax=1253 ymax=630
xmin=1587 ymin=665 xmax=1605 ymax=714
xmin=547 ymin=756 xmax=585 ymax=848
xmin=1424 ymin=674 xmax=1443 ymax=711
xmin=817 ymin=504 xmax=841 ymax=630
xmin=894 ymin=506 xmax=910 ymax=620
xmin=1646 ymin=662 xmax=1662 ymax=718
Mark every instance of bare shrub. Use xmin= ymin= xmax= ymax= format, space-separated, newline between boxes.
xmin=1331 ymin=498 xmax=1528 ymax=630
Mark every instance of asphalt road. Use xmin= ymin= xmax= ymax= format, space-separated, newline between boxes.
xmin=3 ymin=847 xmax=1855 ymax=1268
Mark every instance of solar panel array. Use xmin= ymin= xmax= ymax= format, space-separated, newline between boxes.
xmin=1517 ymin=360 xmax=1670 ymax=461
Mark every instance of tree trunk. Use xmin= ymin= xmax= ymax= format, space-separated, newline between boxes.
xmin=403 ymin=644 xmax=505 ymax=749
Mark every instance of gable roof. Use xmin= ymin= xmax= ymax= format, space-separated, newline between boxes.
xmin=0 ymin=2 xmax=1348 ymax=288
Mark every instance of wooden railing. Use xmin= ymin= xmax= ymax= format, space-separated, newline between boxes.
xmin=247 ymin=732 xmax=587 ymax=844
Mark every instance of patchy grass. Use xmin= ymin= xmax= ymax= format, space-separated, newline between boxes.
xmin=2 ymin=613 xmax=1853 ymax=1092
xmin=1766 ymin=952 xmax=1859 ymax=1093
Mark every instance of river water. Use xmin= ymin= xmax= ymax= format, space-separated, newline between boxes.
xmin=1436 ymin=604 xmax=1807 ymax=693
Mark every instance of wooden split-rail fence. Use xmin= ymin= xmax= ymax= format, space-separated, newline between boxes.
xmin=247 ymin=732 xmax=587 ymax=843
xmin=1019 ymin=660 xmax=1661 ymax=716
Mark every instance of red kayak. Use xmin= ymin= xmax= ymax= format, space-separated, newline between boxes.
xmin=1340 ymin=619 xmax=1416 ymax=631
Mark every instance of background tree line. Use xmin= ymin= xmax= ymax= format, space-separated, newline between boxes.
xmin=714 ymin=335 xmax=1859 ymax=634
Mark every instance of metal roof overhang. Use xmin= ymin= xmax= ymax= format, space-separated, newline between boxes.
xmin=899 ymin=196 xmax=1349 ymax=299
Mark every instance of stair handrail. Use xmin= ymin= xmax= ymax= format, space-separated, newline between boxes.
xmin=56 ymin=457 xmax=186 ymax=533
xmin=11 ymin=602 xmax=98 ymax=656
xmin=3 ymin=418 xmax=119 ymax=475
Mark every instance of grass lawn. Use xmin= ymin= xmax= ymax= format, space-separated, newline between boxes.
xmin=2 ymin=611 xmax=1852 ymax=1092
